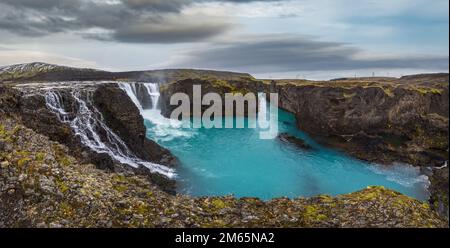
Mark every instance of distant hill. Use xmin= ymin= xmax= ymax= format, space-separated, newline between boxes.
xmin=0 ymin=62 xmax=255 ymax=83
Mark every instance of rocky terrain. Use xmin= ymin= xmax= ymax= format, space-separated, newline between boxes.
xmin=159 ymin=77 xmax=262 ymax=118
xmin=0 ymin=62 xmax=253 ymax=84
xmin=0 ymin=62 xmax=448 ymax=226
xmin=266 ymin=75 xmax=448 ymax=167
xmin=260 ymin=75 xmax=449 ymax=218
xmin=1 ymin=82 xmax=178 ymax=193
xmin=0 ymin=115 xmax=447 ymax=227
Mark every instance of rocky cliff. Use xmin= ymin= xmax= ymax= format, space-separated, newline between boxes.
xmin=1 ymin=84 xmax=177 ymax=192
xmin=1 ymin=62 xmax=448 ymax=225
xmin=159 ymin=77 xmax=263 ymax=118
xmin=264 ymin=74 xmax=449 ymax=218
xmin=270 ymin=76 xmax=448 ymax=167
xmin=156 ymin=73 xmax=449 ymax=219
xmin=0 ymin=116 xmax=447 ymax=227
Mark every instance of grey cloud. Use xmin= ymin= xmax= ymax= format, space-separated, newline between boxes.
xmin=122 ymin=0 xmax=192 ymax=12
xmin=0 ymin=0 xmax=78 ymax=10
xmin=122 ymin=0 xmax=280 ymax=11
xmin=0 ymin=0 xmax=276 ymax=43
xmin=170 ymin=35 xmax=449 ymax=73
xmin=108 ymin=21 xmax=230 ymax=43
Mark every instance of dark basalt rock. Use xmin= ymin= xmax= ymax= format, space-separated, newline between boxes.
xmin=1 ymin=84 xmax=178 ymax=193
xmin=428 ymin=166 xmax=449 ymax=220
xmin=273 ymin=77 xmax=449 ymax=168
xmin=159 ymin=78 xmax=264 ymax=119
xmin=268 ymin=74 xmax=449 ymax=218
xmin=16 ymin=89 xmax=120 ymax=171
xmin=93 ymin=84 xmax=177 ymax=167
xmin=277 ymin=133 xmax=313 ymax=150
xmin=0 ymin=86 xmax=20 ymax=114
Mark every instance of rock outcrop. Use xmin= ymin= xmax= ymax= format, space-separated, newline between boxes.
xmin=277 ymin=133 xmax=313 ymax=150
xmin=264 ymin=74 xmax=449 ymax=218
xmin=269 ymin=75 xmax=449 ymax=167
xmin=1 ymin=84 xmax=178 ymax=192
xmin=94 ymin=84 xmax=176 ymax=166
xmin=0 ymin=116 xmax=447 ymax=227
xmin=1 ymin=62 xmax=449 ymax=225
xmin=159 ymin=77 xmax=262 ymax=118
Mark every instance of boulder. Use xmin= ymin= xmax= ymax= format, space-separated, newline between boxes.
xmin=277 ymin=133 xmax=313 ymax=150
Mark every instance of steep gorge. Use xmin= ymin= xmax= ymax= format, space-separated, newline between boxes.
xmin=1 ymin=63 xmax=448 ymax=223
xmin=2 ymin=82 xmax=178 ymax=192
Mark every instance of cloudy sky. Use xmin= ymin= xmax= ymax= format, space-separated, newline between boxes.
xmin=0 ymin=0 xmax=448 ymax=79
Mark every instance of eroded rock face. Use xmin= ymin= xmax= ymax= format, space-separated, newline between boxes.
xmin=277 ymin=133 xmax=313 ymax=151
xmin=159 ymin=78 xmax=264 ymax=118
xmin=0 ymin=86 xmax=20 ymax=114
xmin=266 ymin=75 xmax=449 ymax=219
xmin=272 ymin=79 xmax=449 ymax=168
xmin=94 ymin=84 xmax=176 ymax=166
xmin=0 ymin=116 xmax=448 ymax=227
xmin=428 ymin=166 xmax=449 ymax=219
xmin=1 ymin=84 xmax=178 ymax=193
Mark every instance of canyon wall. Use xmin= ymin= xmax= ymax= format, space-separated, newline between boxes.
xmin=1 ymin=84 xmax=177 ymax=192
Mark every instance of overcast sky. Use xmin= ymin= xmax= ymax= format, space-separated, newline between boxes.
xmin=0 ymin=0 xmax=448 ymax=79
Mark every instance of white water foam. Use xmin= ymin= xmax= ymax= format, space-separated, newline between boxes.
xmin=42 ymin=88 xmax=175 ymax=178
xmin=368 ymin=162 xmax=430 ymax=190
xmin=143 ymin=83 xmax=160 ymax=110
xmin=119 ymin=82 xmax=195 ymax=142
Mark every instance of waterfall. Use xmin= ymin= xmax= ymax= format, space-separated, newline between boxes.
xmin=143 ymin=83 xmax=160 ymax=110
xmin=119 ymin=82 xmax=194 ymax=142
xmin=118 ymin=83 xmax=144 ymax=113
xmin=43 ymin=89 xmax=176 ymax=178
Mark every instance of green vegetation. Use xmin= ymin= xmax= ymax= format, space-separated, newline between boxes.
xmin=414 ymin=87 xmax=443 ymax=95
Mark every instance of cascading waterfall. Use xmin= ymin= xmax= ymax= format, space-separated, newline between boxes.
xmin=117 ymin=83 xmax=144 ymax=113
xmin=118 ymin=82 xmax=429 ymax=200
xmin=43 ymin=88 xmax=175 ymax=178
xmin=119 ymin=82 xmax=193 ymax=141
xmin=143 ymin=83 xmax=160 ymax=110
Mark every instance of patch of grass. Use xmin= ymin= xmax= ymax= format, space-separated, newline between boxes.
xmin=303 ymin=205 xmax=328 ymax=222
xmin=113 ymin=184 xmax=128 ymax=193
xmin=415 ymin=87 xmax=443 ymax=95
xmin=0 ymin=124 xmax=6 ymax=137
xmin=211 ymin=199 xmax=227 ymax=209
xmin=56 ymin=179 xmax=70 ymax=193
xmin=35 ymin=152 xmax=46 ymax=162
xmin=52 ymin=144 xmax=72 ymax=167
xmin=17 ymin=157 xmax=32 ymax=167
xmin=59 ymin=201 xmax=75 ymax=217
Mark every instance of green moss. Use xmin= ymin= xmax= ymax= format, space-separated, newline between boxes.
xmin=59 ymin=157 xmax=71 ymax=167
xmin=0 ymin=124 xmax=6 ymax=137
xmin=212 ymin=79 xmax=234 ymax=90
xmin=17 ymin=157 xmax=31 ymax=167
xmin=343 ymin=92 xmax=356 ymax=98
xmin=382 ymin=87 xmax=395 ymax=97
xmin=303 ymin=205 xmax=328 ymax=222
xmin=415 ymin=87 xmax=443 ymax=95
xmin=211 ymin=199 xmax=227 ymax=209
xmin=52 ymin=145 xmax=72 ymax=166
xmin=113 ymin=174 xmax=127 ymax=182
xmin=35 ymin=152 xmax=46 ymax=162
xmin=59 ymin=201 xmax=75 ymax=217
xmin=113 ymin=184 xmax=128 ymax=193
xmin=0 ymin=125 xmax=15 ymax=143
xmin=135 ymin=202 xmax=149 ymax=215
xmin=56 ymin=179 xmax=70 ymax=193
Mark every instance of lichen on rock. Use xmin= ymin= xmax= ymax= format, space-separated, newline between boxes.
xmin=0 ymin=116 xmax=447 ymax=228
